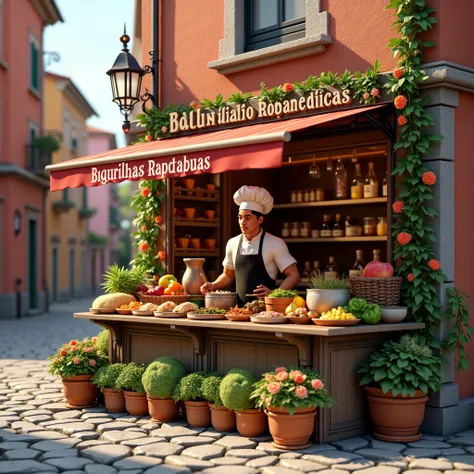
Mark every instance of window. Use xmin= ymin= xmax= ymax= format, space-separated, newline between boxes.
xmin=62 ymin=189 xmax=69 ymax=202
xmin=245 ymin=0 xmax=305 ymax=51
xmin=82 ymin=188 xmax=87 ymax=209
xmin=63 ymin=109 xmax=70 ymax=147
xmin=28 ymin=121 xmax=39 ymax=168
xmin=71 ymin=120 xmax=78 ymax=152
xmin=29 ymin=34 xmax=40 ymax=92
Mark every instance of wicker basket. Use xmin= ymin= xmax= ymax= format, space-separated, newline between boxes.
xmin=138 ymin=293 xmax=189 ymax=305
xmin=349 ymin=276 xmax=403 ymax=306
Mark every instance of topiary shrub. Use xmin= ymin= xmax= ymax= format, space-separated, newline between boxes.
xmin=220 ymin=371 xmax=257 ymax=411
xmin=115 ymin=362 xmax=146 ymax=394
xmin=173 ymin=373 xmax=207 ymax=402
xmin=202 ymin=375 xmax=224 ymax=407
xmin=96 ymin=330 xmax=109 ymax=356
xmin=142 ymin=357 xmax=185 ymax=398
xmin=92 ymin=363 xmax=125 ymax=392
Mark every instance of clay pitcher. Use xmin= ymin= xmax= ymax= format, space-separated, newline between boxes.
xmin=182 ymin=258 xmax=208 ymax=294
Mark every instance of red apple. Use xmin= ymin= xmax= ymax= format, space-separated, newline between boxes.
xmin=136 ymin=284 xmax=148 ymax=293
xmin=153 ymin=286 xmax=165 ymax=296
xmin=363 ymin=261 xmax=394 ymax=278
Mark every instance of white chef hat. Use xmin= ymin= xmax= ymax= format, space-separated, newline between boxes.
xmin=233 ymin=185 xmax=274 ymax=215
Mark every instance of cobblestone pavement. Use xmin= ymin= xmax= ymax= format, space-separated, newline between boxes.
xmin=1 ymin=302 xmax=474 ymax=473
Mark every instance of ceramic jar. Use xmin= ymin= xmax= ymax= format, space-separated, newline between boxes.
xmin=182 ymin=258 xmax=208 ymax=294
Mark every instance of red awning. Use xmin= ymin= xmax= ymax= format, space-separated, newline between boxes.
xmin=47 ymin=105 xmax=386 ymax=191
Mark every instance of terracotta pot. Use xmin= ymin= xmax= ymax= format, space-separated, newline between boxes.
xmin=264 ymin=297 xmax=295 ymax=314
xmin=182 ymin=178 xmax=195 ymax=189
xmin=209 ymin=403 xmax=236 ymax=432
xmin=236 ymin=409 xmax=267 ymax=437
xmin=123 ymin=390 xmax=149 ymax=416
xmin=184 ymin=400 xmax=211 ymax=427
xmin=195 ymin=187 xmax=204 ymax=197
xmin=103 ymin=387 xmax=125 ymax=413
xmin=176 ymin=237 xmax=190 ymax=249
xmin=266 ymin=406 xmax=317 ymax=450
xmin=62 ymin=375 xmax=98 ymax=409
xmin=184 ymin=208 xmax=196 ymax=219
xmin=206 ymin=184 xmax=216 ymax=192
xmin=205 ymin=210 xmax=216 ymax=220
xmin=204 ymin=238 xmax=217 ymax=250
xmin=182 ymin=258 xmax=208 ymax=294
xmin=191 ymin=238 xmax=201 ymax=249
xmin=147 ymin=396 xmax=179 ymax=422
xmin=365 ymin=386 xmax=428 ymax=442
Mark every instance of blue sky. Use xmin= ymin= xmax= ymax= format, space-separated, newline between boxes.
xmin=44 ymin=0 xmax=135 ymax=148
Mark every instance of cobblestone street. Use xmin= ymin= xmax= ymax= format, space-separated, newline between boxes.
xmin=1 ymin=301 xmax=474 ymax=473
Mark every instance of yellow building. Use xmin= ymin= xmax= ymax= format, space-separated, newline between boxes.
xmin=44 ymin=72 xmax=97 ymax=303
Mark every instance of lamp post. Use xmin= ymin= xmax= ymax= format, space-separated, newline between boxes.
xmin=107 ymin=28 xmax=156 ymax=133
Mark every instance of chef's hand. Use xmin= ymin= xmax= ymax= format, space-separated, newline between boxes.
xmin=200 ymin=282 xmax=214 ymax=294
xmin=253 ymin=284 xmax=271 ymax=298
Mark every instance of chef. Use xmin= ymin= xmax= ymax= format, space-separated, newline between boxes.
xmin=200 ymin=185 xmax=300 ymax=305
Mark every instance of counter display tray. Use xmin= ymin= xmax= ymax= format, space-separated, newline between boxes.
xmin=313 ymin=318 xmax=361 ymax=327
xmin=225 ymin=313 xmax=252 ymax=322
xmin=188 ymin=312 xmax=226 ymax=320
xmin=90 ymin=308 xmax=116 ymax=314
xmin=116 ymin=309 xmax=133 ymax=315
xmin=250 ymin=316 xmax=288 ymax=324
xmin=154 ymin=311 xmax=187 ymax=318
xmin=132 ymin=310 xmax=155 ymax=317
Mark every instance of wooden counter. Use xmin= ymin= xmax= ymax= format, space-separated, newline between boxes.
xmin=75 ymin=312 xmax=424 ymax=444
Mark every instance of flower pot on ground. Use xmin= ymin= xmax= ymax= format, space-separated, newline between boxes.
xmin=202 ymin=375 xmax=236 ymax=432
xmin=306 ymin=275 xmax=350 ymax=313
xmin=251 ymin=367 xmax=333 ymax=450
xmin=174 ymin=373 xmax=211 ymax=428
xmin=358 ymin=335 xmax=441 ymax=443
xmin=220 ymin=369 xmax=267 ymax=437
xmin=265 ymin=289 xmax=299 ymax=313
xmin=115 ymin=363 xmax=148 ymax=416
xmin=48 ymin=338 xmax=108 ymax=409
xmin=92 ymin=363 xmax=126 ymax=413
xmin=142 ymin=356 xmax=185 ymax=422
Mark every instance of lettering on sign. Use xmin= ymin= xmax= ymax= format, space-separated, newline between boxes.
xmin=91 ymin=155 xmax=211 ymax=184
xmin=169 ymin=89 xmax=352 ymax=134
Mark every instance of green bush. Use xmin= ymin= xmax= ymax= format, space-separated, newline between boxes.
xmin=173 ymin=373 xmax=207 ymax=402
xmin=220 ymin=371 xmax=257 ymax=411
xmin=115 ymin=362 xmax=146 ymax=394
xmin=96 ymin=330 xmax=109 ymax=356
xmin=202 ymin=375 xmax=223 ymax=407
xmin=142 ymin=357 xmax=185 ymax=398
xmin=92 ymin=363 xmax=126 ymax=392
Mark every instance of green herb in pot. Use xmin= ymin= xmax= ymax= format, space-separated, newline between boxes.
xmin=268 ymin=289 xmax=298 ymax=298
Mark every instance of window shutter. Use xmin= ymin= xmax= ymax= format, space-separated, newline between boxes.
xmin=31 ymin=42 xmax=39 ymax=90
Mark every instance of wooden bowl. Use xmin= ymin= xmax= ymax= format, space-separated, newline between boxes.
xmin=287 ymin=316 xmax=312 ymax=324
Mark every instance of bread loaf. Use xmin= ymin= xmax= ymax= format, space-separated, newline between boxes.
xmin=92 ymin=293 xmax=136 ymax=309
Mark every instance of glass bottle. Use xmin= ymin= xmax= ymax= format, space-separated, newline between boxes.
xmin=373 ymin=249 xmax=381 ymax=261
xmin=349 ymin=250 xmax=365 ymax=277
xmin=335 ymin=159 xmax=348 ymax=199
xmin=324 ymin=256 xmax=339 ymax=280
xmin=332 ymin=214 xmax=345 ymax=237
xmin=303 ymin=261 xmax=312 ymax=280
xmin=351 ymin=163 xmax=364 ymax=199
xmin=363 ymin=162 xmax=379 ymax=198
xmin=382 ymin=172 xmax=388 ymax=197
xmin=312 ymin=260 xmax=321 ymax=276
xmin=377 ymin=217 xmax=387 ymax=236
xmin=320 ymin=214 xmax=332 ymax=238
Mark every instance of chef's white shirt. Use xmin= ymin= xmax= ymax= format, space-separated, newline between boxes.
xmin=222 ymin=230 xmax=297 ymax=280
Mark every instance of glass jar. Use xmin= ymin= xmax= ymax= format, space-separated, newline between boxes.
xmin=363 ymin=217 xmax=377 ymax=236
xmin=303 ymin=190 xmax=310 ymax=202
xmin=311 ymin=229 xmax=320 ymax=238
xmin=290 ymin=191 xmax=297 ymax=203
xmin=290 ymin=222 xmax=300 ymax=238
xmin=300 ymin=222 xmax=311 ymax=238
xmin=377 ymin=217 xmax=388 ymax=236
xmin=296 ymin=190 xmax=303 ymax=203
xmin=309 ymin=189 xmax=316 ymax=201
xmin=316 ymin=188 xmax=325 ymax=201
xmin=281 ymin=222 xmax=290 ymax=238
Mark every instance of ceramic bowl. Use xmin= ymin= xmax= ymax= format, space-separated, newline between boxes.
xmin=381 ymin=306 xmax=408 ymax=323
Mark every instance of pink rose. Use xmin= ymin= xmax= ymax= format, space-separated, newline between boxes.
xmin=275 ymin=367 xmax=287 ymax=374
xmin=69 ymin=340 xmax=77 ymax=346
xmin=53 ymin=357 xmax=59 ymax=363
xmin=363 ymin=92 xmax=370 ymax=100
xmin=289 ymin=370 xmax=302 ymax=380
xmin=371 ymin=88 xmax=380 ymax=97
xmin=71 ymin=346 xmax=78 ymax=351
xmin=267 ymin=382 xmax=282 ymax=395
xmin=89 ymin=359 xmax=96 ymax=367
xmin=73 ymin=358 xmax=80 ymax=365
xmin=162 ymin=126 xmax=168 ymax=133
xmin=84 ymin=347 xmax=93 ymax=353
xmin=295 ymin=386 xmax=308 ymax=399
xmin=276 ymin=371 xmax=288 ymax=381
xmin=311 ymin=379 xmax=324 ymax=390
xmin=265 ymin=374 xmax=274 ymax=382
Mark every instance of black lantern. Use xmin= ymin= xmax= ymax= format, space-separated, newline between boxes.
xmin=107 ymin=29 xmax=149 ymax=133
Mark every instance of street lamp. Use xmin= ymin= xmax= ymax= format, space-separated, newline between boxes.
xmin=107 ymin=28 xmax=155 ymax=133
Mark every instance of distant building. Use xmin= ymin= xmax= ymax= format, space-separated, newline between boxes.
xmin=87 ymin=126 xmax=120 ymax=296
xmin=44 ymin=72 xmax=97 ymax=303
xmin=0 ymin=0 xmax=62 ymax=319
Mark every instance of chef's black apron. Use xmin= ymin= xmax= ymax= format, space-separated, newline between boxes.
xmin=235 ymin=230 xmax=276 ymax=306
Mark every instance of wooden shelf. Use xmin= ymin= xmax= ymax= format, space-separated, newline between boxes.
xmin=273 ymin=197 xmax=387 ymax=209
xmin=175 ymin=218 xmax=220 ymax=228
xmin=174 ymin=249 xmax=219 ymax=257
xmin=174 ymin=194 xmax=220 ymax=203
xmin=284 ymin=236 xmax=388 ymax=243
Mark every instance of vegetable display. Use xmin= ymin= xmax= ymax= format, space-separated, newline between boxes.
xmin=345 ymin=298 xmax=382 ymax=325
xmin=195 ymin=307 xmax=226 ymax=315
xmin=268 ymin=289 xmax=299 ymax=298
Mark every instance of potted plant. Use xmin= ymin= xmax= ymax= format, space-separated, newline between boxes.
xmin=265 ymin=289 xmax=299 ymax=313
xmin=202 ymin=374 xmax=236 ymax=432
xmin=220 ymin=369 xmax=267 ymax=437
xmin=251 ymin=367 xmax=333 ymax=450
xmin=92 ymin=363 xmax=126 ymax=412
xmin=48 ymin=338 xmax=108 ymax=409
xmin=142 ymin=357 xmax=185 ymax=422
xmin=358 ymin=335 xmax=441 ymax=443
xmin=306 ymin=275 xmax=350 ymax=313
xmin=173 ymin=373 xmax=211 ymax=428
xmin=115 ymin=362 xmax=148 ymax=416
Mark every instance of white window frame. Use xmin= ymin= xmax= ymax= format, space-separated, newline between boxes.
xmin=208 ymin=0 xmax=332 ymax=75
